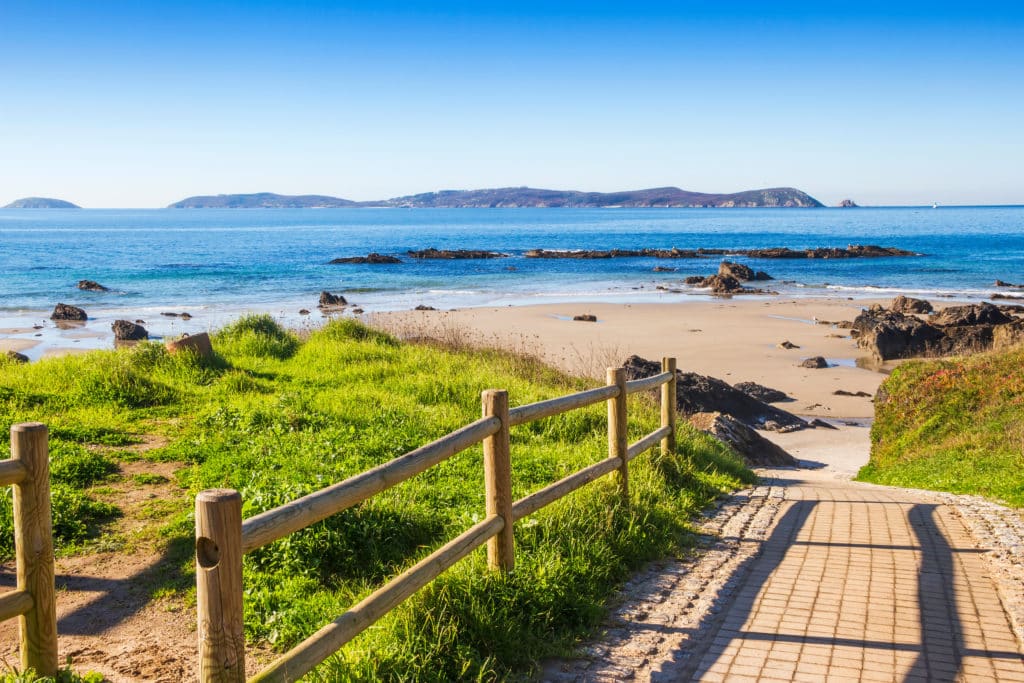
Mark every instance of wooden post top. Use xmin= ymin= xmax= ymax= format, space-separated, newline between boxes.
xmin=11 ymin=422 xmax=46 ymax=434
xmin=197 ymin=489 xmax=241 ymax=505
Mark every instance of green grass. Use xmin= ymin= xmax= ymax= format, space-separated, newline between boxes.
xmin=0 ymin=316 xmax=752 ymax=680
xmin=857 ymin=345 xmax=1024 ymax=506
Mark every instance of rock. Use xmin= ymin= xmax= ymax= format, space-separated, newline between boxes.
xmin=329 ymin=253 xmax=402 ymax=264
xmin=807 ymin=418 xmax=839 ymax=430
xmin=180 ymin=312 xmax=192 ymax=320
xmin=800 ymin=356 xmax=829 ymax=369
xmin=352 ymin=308 xmax=364 ymax=314
xmin=50 ymin=303 xmax=86 ymax=321
xmin=573 ymin=314 xmax=597 ymax=322
xmin=689 ymin=412 xmax=799 ymax=467
xmin=753 ymin=271 xmax=773 ymax=281
xmin=652 ymin=266 xmax=676 ymax=272
xmin=415 ymin=305 xmax=437 ymax=311
xmin=111 ymin=320 xmax=148 ymax=341
xmin=852 ymin=308 xmax=946 ymax=360
xmin=318 ymin=291 xmax=347 ymax=308
xmin=77 ymin=279 xmax=108 ymax=291
xmin=733 ymin=382 xmax=791 ymax=403
xmin=135 ymin=319 xmax=145 ymax=324
xmin=407 ymin=248 xmax=506 ymax=259
xmin=833 ymin=389 xmax=872 ymax=397
xmin=992 ymin=319 xmax=1024 ymax=350
xmin=623 ymin=355 xmax=808 ymax=432
xmin=995 ymin=279 xmax=1024 ymax=288
xmin=299 ymin=309 xmax=310 ymax=315
xmin=890 ymin=295 xmax=933 ymax=314
xmin=5 ymin=350 xmax=29 ymax=364
xmin=777 ymin=340 xmax=800 ymax=349
xmin=931 ymin=303 xmax=1012 ymax=327
xmin=837 ymin=199 xmax=859 ymax=208
xmin=991 ymin=293 xmax=1024 ymax=300
xmin=718 ymin=261 xmax=755 ymax=281
xmin=683 ymin=276 xmax=705 ymax=285
xmin=166 ymin=332 xmax=213 ymax=359
xmin=160 ymin=312 xmax=191 ymax=319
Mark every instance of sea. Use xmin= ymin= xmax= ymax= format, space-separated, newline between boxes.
xmin=1 ymin=206 xmax=1022 ymax=356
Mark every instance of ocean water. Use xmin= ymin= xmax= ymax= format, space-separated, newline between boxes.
xmin=1 ymin=207 xmax=1022 ymax=342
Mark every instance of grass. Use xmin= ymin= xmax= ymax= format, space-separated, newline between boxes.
xmin=857 ymin=344 xmax=1024 ymax=506
xmin=0 ymin=315 xmax=753 ymax=680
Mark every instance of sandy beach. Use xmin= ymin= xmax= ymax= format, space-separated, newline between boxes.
xmin=372 ymin=297 xmax=895 ymax=473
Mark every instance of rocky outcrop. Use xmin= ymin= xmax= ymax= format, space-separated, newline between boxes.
xmin=573 ymin=314 xmax=597 ymax=322
xmin=5 ymin=351 xmax=29 ymax=364
xmin=77 ymin=280 xmax=108 ymax=291
xmin=717 ymin=261 xmax=772 ymax=281
xmin=777 ymin=340 xmax=800 ymax=349
xmin=112 ymin=320 xmax=148 ymax=341
xmin=689 ymin=412 xmax=798 ymax=467
xmin=407 ymin=248 xmax=506 ymax=259
xmin=318 ymin=291 xmax=347 ymax=308
xmin=733 ymin=382 xmax=790 ymax=403
xmin=799 ymin=356 xmax=829 ymax=369
xmin=415 ymin=305 xmax=437 ymax=311
xmin=329 ymin=253 xmax=402 ymax=264
xmin=50 ymin=303 xmax=86 ymax=321
xmin=992 ymin=319 xmax=1024 ymax=350
xmin=837 ymin=199 xmax=859 ymax=208
xmin=890 ymin=295 xmax=933 ymax=314
xmin=995 ymin=280 xmax=1024 ymax=288
xmin=853 ymin=302 xmax=1023 ymax=360
xmin=623 ymin=355 xmax=808 ymax=432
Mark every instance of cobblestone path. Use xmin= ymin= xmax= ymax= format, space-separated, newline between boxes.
xmin=543 ymin=469 xmax=1024 ymax=682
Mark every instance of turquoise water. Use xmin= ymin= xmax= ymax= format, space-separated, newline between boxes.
xmin=1 ymin=207 xmax=1022 ymax=327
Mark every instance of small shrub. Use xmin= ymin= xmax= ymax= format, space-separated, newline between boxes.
xmin=215 ymin=315 xmax=299 ymax=360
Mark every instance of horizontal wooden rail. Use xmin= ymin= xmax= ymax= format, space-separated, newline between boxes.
xmin=507 ymin=384 xmax=618 ymax=427
xmin=0 ymin=590 xmax=33 ymax=622
xmin=511 ymin=456 xmax=622 ymax=522
xmin=0 ymin=459 xmax=27 ymax=487
xmin=626 ymin=426 xmax=673 ymax=462
xmin=624 ymin=371 xmax=673 ymax=395
xmin=251 ymin=515 xmax=505 ymax=683
xmin=241 ymin=416 xmax=501 ymax=553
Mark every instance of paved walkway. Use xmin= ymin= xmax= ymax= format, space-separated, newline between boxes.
xmin=544 ymin=469 xmax=1024 ymax=682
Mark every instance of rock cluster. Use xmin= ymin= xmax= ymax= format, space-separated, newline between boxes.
xmin=853 ymin=300 xmax=1024 ymax=360
xmin=407 ymin=248 xmax=506 ymax=259
xmin=77 ymin=279 xmax=108 ymax=291
xmin=330 ymin=253 xmax=402 ymax=264
xmin=732 ymin=381 xmax=790 ymax=403
xmin=523 ymin=245 xmax=917 ymax=259
xmin=685 ymin=261 xmax=776 ymax=295
xmin=318 ymin=291 xmax=347 ymax=308
xmin=689 ymin=412 xmax=798 ymax=467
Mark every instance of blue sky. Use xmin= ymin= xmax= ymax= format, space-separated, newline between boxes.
xmin=2 ymin=1 xmax=1022 ymax=207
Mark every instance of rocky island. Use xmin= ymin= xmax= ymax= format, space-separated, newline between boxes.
xmin=3 ymin=197 xmax=80 ymax=208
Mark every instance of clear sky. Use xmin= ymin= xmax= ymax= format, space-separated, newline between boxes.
xmin=2 ymin=1 xmax=1022 ymax=207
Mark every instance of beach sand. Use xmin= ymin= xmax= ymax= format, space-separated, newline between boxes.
xmin=372 ymin=297 xmax=894 ymax=475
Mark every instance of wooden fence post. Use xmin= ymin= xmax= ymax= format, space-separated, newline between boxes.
xmin=196 ymin=489 xmax=246 ymax=683
xmin=606 ymin=368 xmax=629 ymax=503
xmin=11 ymin=422 xmax=57 ymax=677
xmin=482 ymin=390 xmax=514 ymax=571
xmin=661 ymin=357 xmax=677 ymax=456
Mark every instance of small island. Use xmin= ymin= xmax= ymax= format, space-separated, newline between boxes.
xmin=3 ymin=197 xmax=80 ymax=209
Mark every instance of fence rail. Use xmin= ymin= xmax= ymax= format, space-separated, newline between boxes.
xmin=2 ymin=423 xmax=58 ymax=677
xmin=195 ymin=357 xmax=678 ymax=683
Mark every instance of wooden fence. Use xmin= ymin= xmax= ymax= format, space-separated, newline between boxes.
xmin=1 ymin=423 xmax=58 ymax=676
xmin=195 ymin=358 xmax=678 ymax=682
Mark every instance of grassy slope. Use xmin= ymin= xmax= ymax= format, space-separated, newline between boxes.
xmin=857 ymin=345 xmax=1024 ymax=507
xmin=0 ymin=317 xmax=752 ymax=681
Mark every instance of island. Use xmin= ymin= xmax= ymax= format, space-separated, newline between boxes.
xmin=168 ymin=186 xmax=824 ymax=209
xmin=3 ymin=197 xmax=80 ymax=209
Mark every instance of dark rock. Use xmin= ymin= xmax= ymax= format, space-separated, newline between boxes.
xmin=837 ymin=199 xmax=859 ymax=208
xmin=330 ymin=253 xmax=402 ymax=264
xmin=689 ymin=412 xmax=799 ymax=467
xmin=652 ymin=266 xmax=676 ymax=272
xmin=415 ymin=305 xmax=437 ymax=311
xmin=753 ymin=270 xmax=773 ymax=281
xmin=890 ymin=295 xmax=933 ymax=314
xmin=684 ymin=276 xmax=705 ymax=285
xmin=833 ymin=389 xmax=872 ymax=398
xmin=852 ymin=308 xmax=946 ymax=360
xmin=407 ymin=248 xmax=506 ymax=259
xmin=777 ymin=340 xmax=800 ymax=349
xmin=5 ymin=350 xmax=29 ymax=364
xmin=718 ymin=261 xmax=755 ymax=281
xmin=807 ymin=418 xmax=839 ymax=430
xmin=77 ymin=279 xmax=108 ymax=291
xmin=299 ymin=309 xmax=310 ymax=315
xmin=799 ymin=356 xmax=829 ymax=369
xmin=160 ymin=312 xmax=191 ymax=318
xmin=573 ymin=314 xmax=597 ymax=322
xmin=352 ymin=308 xmax=364 ymax=314
xmin=180 ymin=312 xmax=192 ymax=320
xmin=112 ymin=319 xmax=148 ymax=341
xmin=991 ymin=293 xmax=1024 ymax=301
xmin=623 ymin=355 xmax=808 ymax=432
xmin=50 ymin=303 xmax=86 ymax=321
xmin=733 ymin=382 xmax=791 ymax=403
xmin=995 ymin=279 xmax=1024 ymax=288
xmin=931 ymin=303 xmax=1012 ymax=327
xmin=318 ymin=291 xmax=347 ymax=308
xmin=135 ymin=319 xmax=145 ymax=324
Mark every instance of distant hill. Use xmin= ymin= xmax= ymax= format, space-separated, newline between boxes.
xmin=377 ymin=186 xmax=823 ymax=208
xmin=169 ymin=186 xmax=823 ymax=209
xmin=3 ymin=197 xmax=80 ymax=209
xmin=168 ymin=192 xmax=358 ymax=208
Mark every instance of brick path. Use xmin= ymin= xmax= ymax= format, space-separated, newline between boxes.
xmin=544 ymin=470 xmax=1024 ymax=682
